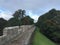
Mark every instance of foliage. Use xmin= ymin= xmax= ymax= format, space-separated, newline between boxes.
xmin=8 ymin=18 xmax=21 ymax=26
xmin=36 ymin=9 xmax=60 ymax=43
xmin=13 ymin=9 xmax=26 ymax=19
xmin=7 ymin=9 xmax=34 ymax=26
xmin=21 ymin=16 xmax=34 ymax=25
xmin=0 ymin=18 xmax=7 ymax=36
xmin=8 ymin=9 xmax=26 ymax=26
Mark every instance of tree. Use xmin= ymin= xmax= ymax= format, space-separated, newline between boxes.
xmin=21 ymin=16 xmax=34 ymax=25
xmin=13 ymin=9 xmax=26 ymax=27
xmin=36 ymin=9 xmax=60 ymax=43
xmin=13 ymin=9 xmax=26 ymax=19
xmin=8 ymin=18 xmax=21 ymax=26
xmin=8 ymin=9 xmax=26 ymax=27
xmin=0 ymin=18 xmax=7 ymax=36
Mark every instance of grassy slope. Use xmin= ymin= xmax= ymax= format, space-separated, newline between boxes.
xmin=32 ymin=28 xmax=56 ymax=45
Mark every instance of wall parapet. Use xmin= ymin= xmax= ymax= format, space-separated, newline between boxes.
xmin=0 ymin=25 xmax=33 ymax=45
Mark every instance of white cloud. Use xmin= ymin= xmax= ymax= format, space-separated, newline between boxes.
xmin=26 ymin=10 xmax=39 ymax=22
xmin=0 ymin=0 xmax=60 ymax=21
xmin=0 ymin=9 xmax=13 ymax=20
xmin=31 ymin=15 xmax=39 ymax=22
xmin=0 ymin=9 xmax=39 ymax=22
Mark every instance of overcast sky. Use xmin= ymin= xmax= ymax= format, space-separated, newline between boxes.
xmin=0 ymin=0 xmax=60 ymax=22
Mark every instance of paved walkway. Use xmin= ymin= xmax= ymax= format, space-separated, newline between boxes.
xmin=6 ymin=26 xmax=35 ymax=45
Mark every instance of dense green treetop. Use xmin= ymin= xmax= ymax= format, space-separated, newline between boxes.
xmin=36 ymin=9 xmax=60 ymax=43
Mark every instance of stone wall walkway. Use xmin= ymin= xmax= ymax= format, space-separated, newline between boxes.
xmin=5 ymin=26 xmax=35 ymax=45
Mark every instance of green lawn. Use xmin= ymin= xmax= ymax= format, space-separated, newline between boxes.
xmin=32 ymin=28 xmax=56 ymax=45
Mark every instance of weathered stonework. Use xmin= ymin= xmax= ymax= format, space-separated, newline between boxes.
xmin=0 ymin=25 xmax=34 ymax=45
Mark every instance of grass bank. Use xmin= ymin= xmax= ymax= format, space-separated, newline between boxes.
xmin=32 ymin=27 xmax=56 ymax=45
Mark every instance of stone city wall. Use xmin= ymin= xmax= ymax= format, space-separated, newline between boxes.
xmin=0 ymin=25 xmax=33 ymax=45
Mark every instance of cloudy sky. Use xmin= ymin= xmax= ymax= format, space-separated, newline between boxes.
xmin=0 ymin=0 xmax=60 ymax=22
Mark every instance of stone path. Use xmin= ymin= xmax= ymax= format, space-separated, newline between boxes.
xmin=6 ymin=26 xmax=35 ymax=45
